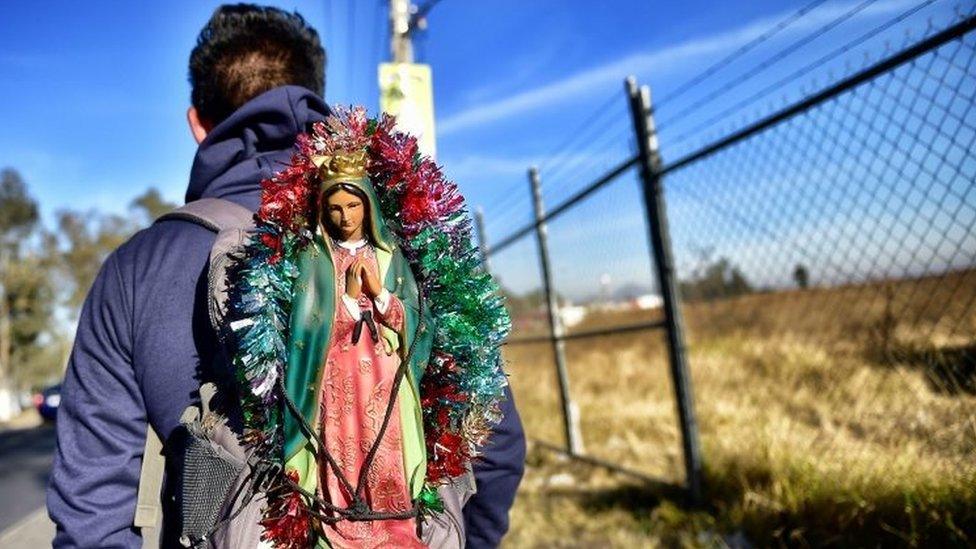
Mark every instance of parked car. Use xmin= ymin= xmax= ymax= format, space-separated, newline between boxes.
xmin=34 ymin=383 xmax=61 ymax=422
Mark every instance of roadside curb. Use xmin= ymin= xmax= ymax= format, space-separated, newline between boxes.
xmin=0 ymin=507 xmax=54 ymax=547
xmin=0 ymin=409 xmax=43 ymax=434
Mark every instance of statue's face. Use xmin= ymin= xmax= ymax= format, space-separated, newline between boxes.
xmin=324 ymin=188 xmax=365 ymax=241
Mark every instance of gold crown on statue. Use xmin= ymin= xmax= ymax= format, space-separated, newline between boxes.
xmin=311 ymin=150 xmax=368 ymax=186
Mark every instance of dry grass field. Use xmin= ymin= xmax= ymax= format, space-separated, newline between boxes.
xmin=500 ymin=269 xmax=976 ymax=547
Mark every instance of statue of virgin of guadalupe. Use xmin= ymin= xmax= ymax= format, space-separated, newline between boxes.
xmin=215 ymin=110 xmax=509 ymax=549
xmin=282 ymin=153 xmax=435 ymax=548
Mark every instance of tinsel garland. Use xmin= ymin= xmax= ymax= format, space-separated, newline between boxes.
xmin=222 ymin=107 xmax=511 ymax=546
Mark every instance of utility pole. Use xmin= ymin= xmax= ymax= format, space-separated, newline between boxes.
xmin=389 ymin=0 xmax=414 ymax=63
xmin=381 ymin=0 xmax=439 ymax=157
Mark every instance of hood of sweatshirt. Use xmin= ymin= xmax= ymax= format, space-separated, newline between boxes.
xmin=185 ymin=85 xmax=330 ymax=212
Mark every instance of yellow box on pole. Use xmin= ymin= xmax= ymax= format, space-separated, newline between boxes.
xmin=379 ymin=63 xmax=437 ymax=159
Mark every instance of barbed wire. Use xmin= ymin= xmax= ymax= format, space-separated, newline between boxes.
xmin=655 ymin=0 xmax=833 ymax=110
xmin=666 ymin=0 xmax=946 ymax=147
xmin=656 ymin=0 xmax=882 ymax=132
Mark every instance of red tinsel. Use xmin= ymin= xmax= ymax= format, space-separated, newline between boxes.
xmin=294 ymin=132 xmax=319 ymax=160
xmin=426 ymin=429 xmax=469 ymax=480
xmin=400 ymin=185 xmax=439 ymax=232
xmin=368 ymin=122 xmax=418 ymax=189
xmin=396 ymin=162 xmax=464 ymax=234
xmin=260 ymin=470 xmax=312 ymax=549
xmin=420 ymin=381 xmax=468 ymax=409
xmin=420 ymin=351 xmax=472 ymax=483
xmin=257 ymin=169 xmax=314 ymax=233
xmin=261 ymin=233 xmax=284 ymax=264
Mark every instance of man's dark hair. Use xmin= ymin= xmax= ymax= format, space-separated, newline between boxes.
xmin=189 ymin=3 xmax=326 ymax=125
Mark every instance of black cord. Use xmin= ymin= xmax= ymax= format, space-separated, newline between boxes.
xmin=273 ymin=253 xmax=429 ymax=523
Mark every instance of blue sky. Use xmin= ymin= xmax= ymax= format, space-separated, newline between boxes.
xmin=2 ymin=0 xmax=971 ymax=300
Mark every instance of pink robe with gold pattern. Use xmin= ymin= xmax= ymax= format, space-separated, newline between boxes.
xmin=317 ymin=238 xmax=427 ymax=548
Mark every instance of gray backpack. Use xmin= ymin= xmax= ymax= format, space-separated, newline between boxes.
xmin=137 ymin=197 xmax=472 ymax=548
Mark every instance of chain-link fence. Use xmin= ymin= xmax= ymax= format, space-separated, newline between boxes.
xmin=484 ymin=10 xmax=976 ymax=545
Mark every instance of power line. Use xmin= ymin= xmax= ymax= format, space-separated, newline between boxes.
xmin=481 ymin=169 xmax=536 ymax=217
xmin=479 ymin=0 xmax=888 ymax=242
xmin=657 ymin=0 xmax=880 ymax=131
xmin=537 ymin=92 xmax=623 ymax=175
xmin=493 ymin=139 xmax=631 ymax=242
xmin=481 ymin=108 xmax=627 ymax=226
xmin=667 ymin=0 xmax=942 ymax=147
xmin=482 ymin=119 xmax=625 ymax=223
xmin=656 ymin=0 xmax=833 ymax=110
xmin=482 ymin=93 xmax=628 ymax=228
xmin=483 ymin=182 xmax=533 ymax=223
xmin=413 ymin=0 xmax=447 ymax=23
xmin=541 ymin=125 xmax=633 ymax=205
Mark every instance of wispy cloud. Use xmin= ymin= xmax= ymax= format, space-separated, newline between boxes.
xmin=443 ymin=151 xmax=610 ymax=181
xmin=438 ymin=0 xmax=915 ymax=136
xmin=442 ymin=154 xmax=538 ymax=180
xmin=458 ymin=39 xmax=565 ymax=107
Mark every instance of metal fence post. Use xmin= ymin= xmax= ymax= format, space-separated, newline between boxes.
xmin=474 ymin=206 xmax=491 ymax=272
xmin=529 ymin=167 xmax=584 ymax=455
xmin=626 ymin=76 xmax=703 ymax=504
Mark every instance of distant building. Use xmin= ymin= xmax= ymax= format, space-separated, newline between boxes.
xmin=634 ymin=294 xmax=663 ymax=310
xmin=559 ymin=305 xmax=588 ymax=328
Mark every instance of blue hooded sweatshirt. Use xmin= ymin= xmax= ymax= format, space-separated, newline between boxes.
xmin=47 ymin=85 xmax=526 ymax=548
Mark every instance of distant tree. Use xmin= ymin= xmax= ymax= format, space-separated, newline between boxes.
xmin=55 ymin=210 xmax=136 ymax=313
xmin=54 ymin=188 xmax=174 ymax=326
xmin=130 ymin=187 xmax=176 ymax=223
xmin=1 ymin=172 xmax=173 ymax=387
xmin=679 ymin=253 xmax=753 ymax=302
xmin=0 ymin=168 xmax=56 ymax=389
xmin=0 ymin=169 xmax=39 ymax=242
xmin=54 ymin=187 xmax=172 ymax=313
xmin=793 ymin=263 xmax=810 ymax=289
xmin=5 ymin=246 xmax=58 ymax=386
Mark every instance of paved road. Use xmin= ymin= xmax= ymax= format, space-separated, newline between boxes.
xmin=0 ymin=423 xmax=55 ymax=530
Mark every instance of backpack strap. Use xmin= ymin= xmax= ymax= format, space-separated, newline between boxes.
xmin=154 ymin=196 xmax=256 ymax=233
xmin=135 ymin=425 xmax=164 ymax=548
xmin=135 ymin=198 xmax=256 ymax=546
